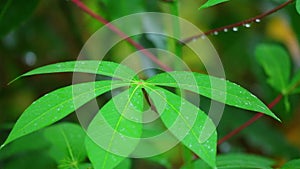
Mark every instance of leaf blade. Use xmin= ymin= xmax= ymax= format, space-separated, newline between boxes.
xmin=147 ymin=71 xmax=279 ymax=121
xmin=2 ymin=80 xmax=129 ymax=147
xmin=43 ymin=123 xmax=87 ymax=167
xmin=86 ymin=86 xmax=144 ymax=169
xmin=199 ymin=0 xmax=230 ymax=9
xmin=10 ymin=60 xmax=137 ymax=84
xmin=145 ymin=85 xmax=217 ymax=168
xmin=255 ymin=43 xmax=291 ymax=93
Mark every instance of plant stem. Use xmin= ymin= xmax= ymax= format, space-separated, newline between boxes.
xmin=70 ymin=0 xmax=172 ymax=71
xmin=181 ymin=0 xmax=295 ymax=43
xmin=217 ymin=94 xmax=283 ymax=145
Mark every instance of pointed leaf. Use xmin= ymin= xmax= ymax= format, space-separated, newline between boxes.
xmin=255 ymin=43 xmax=291 ymax=93
xmin=145 ymin=85 xmax=217 ymax=168
xmin=147 ymin=71 xmax=279 ymax=121
xmin=199 ymin=0 xmax=230 ymax=9
xmin=10 ymin=61 xmax=137 ymax=83
xmin=282 ymin=159 xmax=300 ymax=169
xmin=43 ymin=123 xmax=87 ymax=166
xmin=2 ymin=80 xmax=129 ymax=147
xmin=86 ymin=86 xmax=144 ymax=169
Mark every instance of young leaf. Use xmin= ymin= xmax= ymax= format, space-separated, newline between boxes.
xmin=281 ymin=159 xmax=300 ymax=169
xmin=145 ymin=85 xmax=217 ymax=168
xmin=10 ymin=60 xmax=137 ymax=84
xmin=0 ymin=0 xmax=39 ymax=37
xmin=147 ymin=71 xmax=279 ymax=121
xmin=296 ymin=0 xmax=300 ymax=15
xmin=43 ymin=123 xmax=87 ymax=167
xmin=199 ymin=0 xmax=230 ymax=9
xmin=1 ymin=80 xmax=129 ymax=147
xmin=255 ymin=43 xmax=291 ymax=94
xmin=86 ymin=86 xmax=144 ymax=169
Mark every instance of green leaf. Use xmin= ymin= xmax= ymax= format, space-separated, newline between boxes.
xmin=43 ymin=123 xmax=87 ymax=167
xmin=86 ymin=86 xmax=144 ymax=169
xmin=145 ymin=85 xmax=217 ymax=168
xmin=296 ymin=0 xmax=300 ymax=15
xmin=114 ymin=158 xmax=131 ymax=169
xmin=255 ymin=43 xmax=291 ymax=94
xmin=10 ymin=61 xmax=137 ymax=84
xmin=0 ymin=0 xmax=39 ymax=37
xmin=1 ymin=80 xmax=129 ymax=148
xmin=287 ymin=69 xmax=300 ymax=94
xmin=281 ymin=159 xmax=300 ymax=169
xmin=147 ymin=71 xmax=279 ymax=121
xmin=199 ymin=0 xmax=230 ymax=9
xmin=181 ymin=153 xmax=275 ymax=169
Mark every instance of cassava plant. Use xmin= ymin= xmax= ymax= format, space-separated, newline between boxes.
xmin=1 ymin=0 xmax=300 ymax=169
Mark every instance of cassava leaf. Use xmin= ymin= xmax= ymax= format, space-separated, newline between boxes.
xmin=0 ymin=0 xmax=39 ymax=37
xmin=199 ymin=0 xmax=230 ymax=9
xmin=86 ymin=85 xmax=144 ymax=169
xmin=1 ymin=80 xmax=129 ymax=148
xmin=147 ymin=71 xmax=279 ymax=121
xmin=297 ymin=0 xmax=300 ymax=15
xmin=181 ymin=153 xmax=275 ymax=169
xmin=10 ymin=60 xmax=137 ymax=84
xmin=255 ymin=43 xmax=290 ymax=94
xmin=281 ymin=159 xmax=300 ymax=169
xmin=43 ymin=123 xmax=87 ymax=167
xmin=145 ymin=85 xmax=217 ymax=168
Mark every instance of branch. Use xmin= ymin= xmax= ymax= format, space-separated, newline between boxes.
xmin=70 ymin=0 xmax=172 ymax=71
xmin=181 ymin=0 xmax=295 ymax=44
xmin=217 ymin=94 xmax=283 ymax=145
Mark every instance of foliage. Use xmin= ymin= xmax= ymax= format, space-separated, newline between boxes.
xmin=1 ymin=0 xmax=300 ymax=169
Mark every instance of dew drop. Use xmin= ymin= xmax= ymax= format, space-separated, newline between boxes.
xmin=244 ymin=23 xmax=251 ymax=28
xmin=224 ymin=28 xmax=228 ymax=32
xmin=233 ymin=27 xmax=238 ymax=32
xmin=255 ymin=19 xmax=261 ymax=23
xmin=191 ymin=38 xmax=197 ymax=43
xmin=213 ymin=31 xmax=218 ymax=35
xmin=201 ymin=35 xmax=206 ymax=39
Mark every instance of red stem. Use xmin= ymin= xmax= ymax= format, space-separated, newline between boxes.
xmin=70 ymin=0 xmax=172 ymax=71
xmin=181 ymin=0 xmax=295 ymax=43
xmin=217 ymin=94 xmax=283 ymax=145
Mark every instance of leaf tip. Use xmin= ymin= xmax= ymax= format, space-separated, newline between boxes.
xmin=7 ymin=77 xmax=21 ymax=85
xmin=0 ymin=144 xmax=5 ymax=150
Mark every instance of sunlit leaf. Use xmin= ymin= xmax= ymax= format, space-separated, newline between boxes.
xmin=255 ymin=43 xmax=291 ymax=94
xmin=86 ymin=86 xmax=144 ymax=169
xmin=0 ymin=0 xmax=39 ymax=37
xmin=181 ymin=153 xmax=275 ymax=169
xmin=199 ymin=0 xmax=230 ymax=9
xmin=43 ymin=123 xmax=87 ymax=167
xmin=10 ymin=61 xmax=137 ymax=84
xmin=147 ymin=71 xmax=279 ymax=121
xmin=1 ymin=80 xmax=129 ymax=147
xmin=145 ymin=85 xmax=217 ymax=168
xmin=281 ymin=159 xmax=300 ymax=169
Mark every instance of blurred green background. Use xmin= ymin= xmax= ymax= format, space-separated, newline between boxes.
xmin=1 ymin=0 xmax=300 ymax=168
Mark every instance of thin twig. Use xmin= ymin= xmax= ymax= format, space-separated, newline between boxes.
xmin=181 ymin=0 xmax=295 ymax=44
xmin=70 ymin=0 xmax=172 ymax=71
xmin=217 ymin=94 xmax=283 ymax=145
